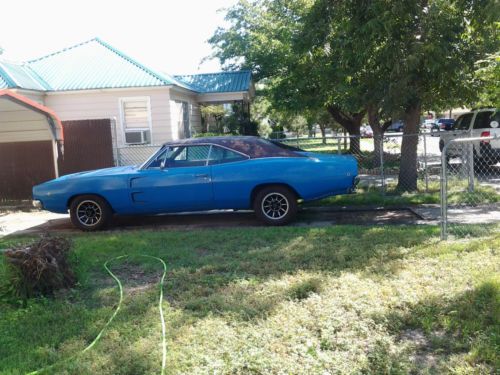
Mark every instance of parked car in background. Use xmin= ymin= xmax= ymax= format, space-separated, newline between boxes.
xmin=33 ymin=137 xmax=359 ymax=230
xmin=439 ymin=108 xmax=500 ymax=166
xmin=360 ymin=125 xmax=373 ymax=137
xmin=422 ymin=119 xmax=438 ymax=130
xmin=437 ymin=118 xmax=455 ymax=131
xmin=386 ymin=120 xmax=404 ymax=132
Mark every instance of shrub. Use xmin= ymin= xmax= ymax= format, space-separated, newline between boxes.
xmin=2 ymin=235 xmax=76 ymax=302
xmin=193 ymin=132 xmax=230 ymax=138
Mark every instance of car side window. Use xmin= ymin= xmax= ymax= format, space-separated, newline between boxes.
xmin=208 ymin=145 xmax=248 ymax=165
xmin=165 ymin=145 xmax=211 ymax=168
xmin=473 ymin=111 xmax=495 ymax=129
xmin=147 ymin=147 xmax=169 ymax=169
xmin=454 ymin=113 xmax=473 ymax=130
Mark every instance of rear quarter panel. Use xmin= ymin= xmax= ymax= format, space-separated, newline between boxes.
xmin=210 ymin=156 xmax=357 ymax=209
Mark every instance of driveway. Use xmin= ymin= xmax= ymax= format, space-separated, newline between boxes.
xmin=1 ymin=207 xmax=427 ymax=237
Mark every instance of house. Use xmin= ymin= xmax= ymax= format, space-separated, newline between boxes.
xmin=0 ymin=37 xmax=253 ymax=144
xmin=0 ymin=38 xmax=253 ymax=200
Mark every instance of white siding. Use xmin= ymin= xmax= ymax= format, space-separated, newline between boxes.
xmin=44 ymin=88 xmax=174 ymax=146
xmin=0 ymin=99 xmax=53 ymax=143
xmin=169 ymin=89 xmax=202 ymax=136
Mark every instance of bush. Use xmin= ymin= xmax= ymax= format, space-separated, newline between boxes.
xmin=193 ymin=132 xmax=230 ymax=138
xmin=2 ymin=235 xmax=76 ymax=302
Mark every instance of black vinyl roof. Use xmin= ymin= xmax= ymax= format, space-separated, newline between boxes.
xmin=164 ymin=136 xmax=304 ymax=159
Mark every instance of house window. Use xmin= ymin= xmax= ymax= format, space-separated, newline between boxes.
xmin=121 ymin=97 xmax=152 ymax=145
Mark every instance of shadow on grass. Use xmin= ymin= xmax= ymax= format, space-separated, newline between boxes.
xmin=138 ymin=226 xmax=435 ymax=320
xmin=379 ymin=281 xmax=499 ymax=373
xmin=0 ymin=225 xmax=438 ymax=373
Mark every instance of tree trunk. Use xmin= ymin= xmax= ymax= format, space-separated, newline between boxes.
xmin=368 ymin=106 xmax=383 ymax=168
xmin=371 ymin=126 xmax=383 ymax=168
xmin=397 ymin=103 xmax=421 ymax=191
xmin=326 ymin=105 xmax=364 ymax=154
xmin=349 ymin=125 xmax=361 ymax=154
xmin=319 ymin=124 xmax=327 ymax=144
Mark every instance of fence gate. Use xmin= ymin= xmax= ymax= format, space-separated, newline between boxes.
xmin=59 ymin=119 xmax=115 ymax=175
xmin=440 ymin=136 xmax=500 ymax=239
xmin=0 ymin=141 xmax=56 ymax=201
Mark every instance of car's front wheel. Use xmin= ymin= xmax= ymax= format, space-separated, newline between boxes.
xmin=69 ymin=195 xmax=112 ymax=231
xmin=253 ymin=186 xmax=298 ymax=225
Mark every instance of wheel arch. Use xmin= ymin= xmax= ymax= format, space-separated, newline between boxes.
xmin=250 ymin=183 xmax=301 ymax=206
xmin=67 ymin=193 xmax=115 ymax=212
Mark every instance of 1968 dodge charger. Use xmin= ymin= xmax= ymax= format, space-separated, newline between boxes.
xmin=33 ymin=136 xmax=358 ymax=230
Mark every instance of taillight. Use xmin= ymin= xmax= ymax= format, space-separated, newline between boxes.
xmin=481 ymin=131 xmax=490 ymax=144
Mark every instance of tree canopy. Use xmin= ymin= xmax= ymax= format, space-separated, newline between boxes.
xmin=210 ymin=0 xmax=500 ymax=190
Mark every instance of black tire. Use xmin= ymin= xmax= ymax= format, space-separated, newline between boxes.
xmin=69 ymin=195 xmax=113 ymax=231
xmin=253 ymin=185 xmax=298 ymax=225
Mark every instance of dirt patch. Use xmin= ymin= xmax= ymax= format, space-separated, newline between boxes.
xmin=111 ymin=262 xmax=162 ymax=295
xmin=399 ymin=328 xmax=447 ymax=372
xmin=195 ymin=248 xmax=211 ymax=257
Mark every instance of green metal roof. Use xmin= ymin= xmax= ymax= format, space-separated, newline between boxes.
xmin=0 ymin=38 xmax=252 ymax=94
xmin=0 ymin=73 xmax=9 ymax=89
xmin=174 ymin=71 xmax=252 ymax=93
xmin=0 ymin=61 xmax=47 ymax=90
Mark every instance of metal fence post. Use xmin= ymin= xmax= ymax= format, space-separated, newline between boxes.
xmin=337 ymin=137 xmax=342 ymax=155
xmin=423 ymin=133 xmax=429 ymax=192
xmin=440 ymin=141 xmax=450 ymax=240
xmin=379 ymin=136 xmax=385 ymax=194
xmin=468 ymin=142 xmax=475 ymax=193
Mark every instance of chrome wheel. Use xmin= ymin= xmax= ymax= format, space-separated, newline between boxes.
xmin=261 ymin=192 xmax=289 ymax=220
xmin=76 ymin=200 xmax=102 ymax=227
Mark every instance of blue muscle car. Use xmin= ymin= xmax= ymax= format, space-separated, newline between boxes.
xmin=33 ymin=136 xmax=358 ymax=230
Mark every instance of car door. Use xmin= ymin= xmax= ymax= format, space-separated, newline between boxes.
xmin=207 ymin=145 xmax=252 ymax=209
xmin=442 ymin=113 xmax=473 ymax=156
xmin=129 ymin=145 xmax=213 ymax=213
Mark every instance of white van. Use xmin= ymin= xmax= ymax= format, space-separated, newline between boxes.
xmin=439 ymin=108 xmax=500 ymax=166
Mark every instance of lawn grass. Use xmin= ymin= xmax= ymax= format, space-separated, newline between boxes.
xmin=313 ymin=180 xmax=500 ymax=207
xmin=0 ymin=226 xmax=499 ymax=374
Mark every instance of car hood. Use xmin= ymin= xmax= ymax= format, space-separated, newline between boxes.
xmin=44 ymin=165 xmax=136 ymax=184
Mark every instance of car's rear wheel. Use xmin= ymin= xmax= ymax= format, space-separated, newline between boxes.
xmin=70 ymin=195 xmax=112 ymax=231
xmin=253 ymin=186 xmax=298 ymax=225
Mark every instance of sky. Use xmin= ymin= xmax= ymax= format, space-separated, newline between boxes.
xmin=0 ymin=0 xmax=238 ymax=75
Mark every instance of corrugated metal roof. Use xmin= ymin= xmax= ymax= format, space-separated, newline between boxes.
xmin=174 ymin=71 xmax=252 ymax=93
xmin=0 ymin=38 xmax=252 ymax=94
xmin=0 ymin=61 xmax=48 ymax=90
xmin=0 ymin=74 xmax=9 ymax=89
xmin=27 ymin=38 xmax=178 ymax=91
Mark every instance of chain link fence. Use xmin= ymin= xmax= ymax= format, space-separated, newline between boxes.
xmin=276 ymin=131 xmax=441 ymax=194
xmin=440 ymin=135 xmax=500 ymax=239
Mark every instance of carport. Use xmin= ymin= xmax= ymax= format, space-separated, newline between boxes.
xmin=0 ymin=90 xmax=63 ymax=200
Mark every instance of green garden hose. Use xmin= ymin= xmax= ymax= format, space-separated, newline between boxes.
xmin=27 ymin=255 xmax=168 ymax=375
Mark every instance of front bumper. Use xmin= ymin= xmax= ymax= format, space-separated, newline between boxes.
xmin=32 ymin=200 xmax=43 ymax=209
xmin=349 ymin=176 xmax=360 ymax=193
